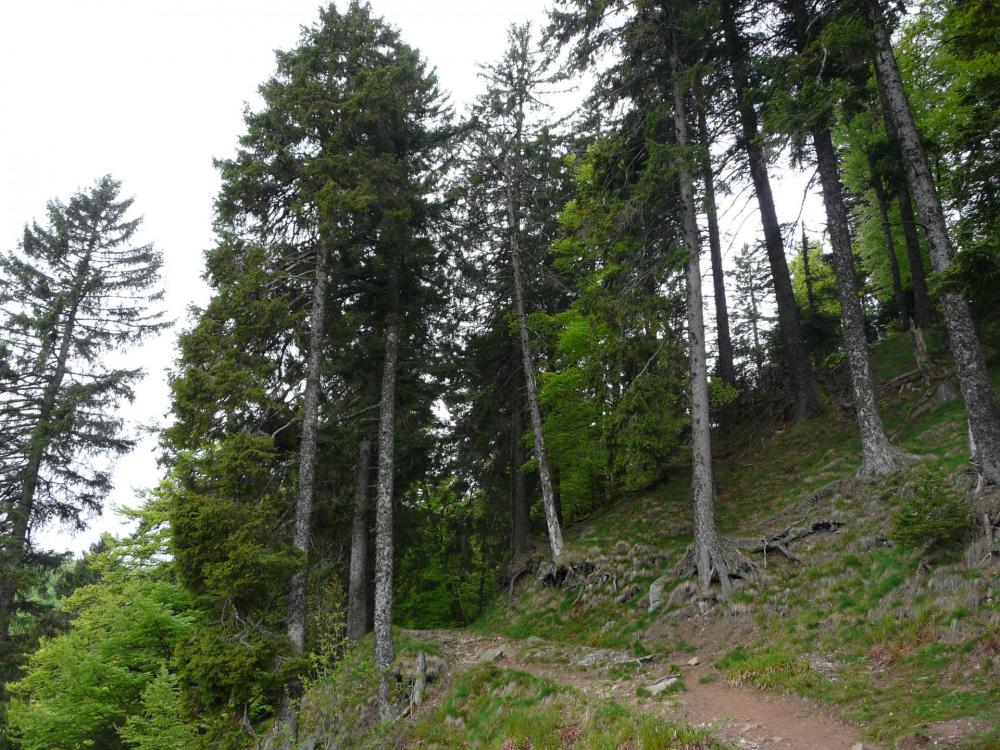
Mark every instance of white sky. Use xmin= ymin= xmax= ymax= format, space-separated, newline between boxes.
xmin=1 ymin=1 xmax=824 ymax=557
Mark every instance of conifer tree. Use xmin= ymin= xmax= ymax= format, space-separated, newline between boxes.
xmin=0 ymin=176 xmax=165 ymax=646
xmin=461 ymin=24 xmax=570 ymax=560
xmin=717 ymin=0 xmax=823 ymax=422
xmin=776 ymin=0 xmax=905 ymax=477
xmin=867 ymin=0 xmax=1000 ymax=485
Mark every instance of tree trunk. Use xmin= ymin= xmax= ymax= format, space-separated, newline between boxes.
xmin=801 ymin=224 xmax=816 ymax=313
xmin=720 ymin=0 xmax=823 ymax=423
xmin=374 ymin=284 xmax=401 ymax=720
xmin=812 ymin=125 xmax=905 ymax=477
xmin=874 ymin=72 xmax=936 ymax=330
xmin=695 ymin=93 xmax=735 ymax=391
xmin=871 ymin=171 xmax=909 ymax=331
xmin=510 ymin=350 xmax=531 ymax=557
xmin=1 ymin=263 xmax=86 ymax=644
xmin=287 ymin=243 xmax=328 ymax=658
xmin=506 ymin=184 xmax=564 ymax=560
xmin=895 ymin=179 xmax=935 ymax=328
xmin=346 ymin=434 xmax=373 ymax=642
xmin=869 ymin=0 xmax=1000 ymax=485
xmin=669 ymin=31 xmax=731 ymax=599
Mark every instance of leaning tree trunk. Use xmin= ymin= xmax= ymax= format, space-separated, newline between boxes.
xmin=875 ymin=74 xmax=936 ymax=330
xmin=346 ymin=434 xmax=373 ymax=642
xmin=287 ymin=243 xmax=329 ymax=658
xmin=871 ymin=170 xmax=910 ymax=331
xmin=720 ymin=0 xmax=823 ymax=423
xmin=373 ymin=281 xmax=401 ymax=720
xmin=669 ymin=33 xmax=731 ymax=600
xmin=510 ymin=347 xmax=531 ymax=557
xmin=506 ymin=184 xmax=564 ymax=560
xmin=869 ymin=0 xmax=1000 ymax=485
xmin=1 ymin=267 xmax=85 ymax=643
xmin=812 ymin=125 xmax=905 ymax=477
xmin=695 ymin=94 xmax=736 ymax=392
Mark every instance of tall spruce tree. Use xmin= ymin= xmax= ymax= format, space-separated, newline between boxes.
xmin=773 ymin=0 xmax=905 ymax=477
xmin=866 ymin=0 xmax=1000 ymax=485
xmin=0 ymin=176 xmax=165 ymax=647
xmin=717 ymin=0 xmax=823 ymax=422
xmin=460 ymin=24 xmax=571 ymax=560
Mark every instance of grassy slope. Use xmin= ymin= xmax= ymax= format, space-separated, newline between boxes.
xmin=469 ymin=334 xmax=1000 ymax=748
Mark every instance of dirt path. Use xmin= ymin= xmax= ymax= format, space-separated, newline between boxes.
xmin=405 ymin=628 xmax=874 ymax=750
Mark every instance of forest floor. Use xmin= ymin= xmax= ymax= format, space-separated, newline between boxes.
xmin=386 ymin=334 xmax=1000 ymax=749
xmin=404 ymin=626 xmax=868 ymax=749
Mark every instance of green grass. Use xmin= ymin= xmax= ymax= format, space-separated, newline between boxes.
xmin=405 ymin=663 xmax=731 ymax=749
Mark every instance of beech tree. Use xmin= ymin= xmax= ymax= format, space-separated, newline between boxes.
xmin=0 ymin=176 xmax=165 ymax=646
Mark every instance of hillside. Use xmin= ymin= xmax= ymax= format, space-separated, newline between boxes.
xmin=344 ymin=335 xmax=1000 ymax=750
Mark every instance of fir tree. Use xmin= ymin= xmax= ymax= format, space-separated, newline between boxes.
xmin=0 ymin=176 xmax=166 ymax=647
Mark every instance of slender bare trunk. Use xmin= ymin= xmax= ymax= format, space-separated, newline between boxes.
xmin=669 ymin=30 xmax=731 ymax=599
xmin=896 ymin=180 xmax=935 ymax=328
xmin=871 ymin=172 xmax=909 ymax=331
xmin=720 ymin=0 xmax=822 ymax=423
xmin=695 ymin=93 xmax=735 ymax=390
xmin=374 ymin=283 xmax=401 ymax=719
xmin=875 ymin=73 xmax=935 ymax=330
xmin=287 ymin=243 xmax=328 ymax=658
xmin=869 ymin=0 xmax=1000 ymax=485
xmin=812 ymin=125 xmax=905 ymax=477
xmin=510 ymin=349 xmax=530 ymax=557
xmin=506 ymin=185 xmax=564 ymax=559
xmin=346 ymin=435 xmax=373 ymax=641
xmin=802 ymin=225 xmax=817 ymax=310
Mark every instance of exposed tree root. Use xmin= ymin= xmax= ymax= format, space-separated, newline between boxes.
xmin=733 ymin=519 xmax=842 ymax=565
xmin=671 ymin=519 xmax=843 ymax=598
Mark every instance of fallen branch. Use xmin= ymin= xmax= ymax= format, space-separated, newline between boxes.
xmin=734 ymin=520 xmax=843 ymax=565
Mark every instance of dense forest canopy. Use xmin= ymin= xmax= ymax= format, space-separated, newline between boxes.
xmin=1 ymin=0 xmax=999 ymax=747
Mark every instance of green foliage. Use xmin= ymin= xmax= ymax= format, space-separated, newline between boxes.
xmin=7 ymin=520 xmax=194 ymax=750
xmin=119 ymin=669 xmax=199 ymax=750
xmin=890 ymin=467 xmax=973 ymax=553
xmin=395 ymin=481 xmax=502 ymax=629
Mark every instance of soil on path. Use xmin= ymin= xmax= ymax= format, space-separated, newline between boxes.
xmin=404 ymin=628 xmax=874 ymax=750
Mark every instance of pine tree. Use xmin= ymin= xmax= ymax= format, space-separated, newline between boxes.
xmin=0 ymin=176 xmax=165 ymax=646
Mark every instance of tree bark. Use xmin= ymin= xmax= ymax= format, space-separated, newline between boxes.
xmin=346 ymin=434 xmax=373 ymax=642
xmin=506 ymin=183 xmax=564 ymax=559
xmin=812 ymin=125 xmax=905 ymax=477
xmin=720 ymin=0 xmax=823 ymax=423
xmin=874 ymin=72 xmax=936 ymax=330
xmin=669 ymin=31 xmax=731 ymax=599
xmin=871 ymin=171 xmax=909 ymax=331
xmin=374 ymin=273 xmax=401 ymax=720
xmin=869 ymin=0 xmax=1000 ymax=485
xmin=287 ymin=243 xmax=328 ymax=658
xmin=510 ymin=349 xmax=531 ymax=557
xmin=695 ymin=93 xmax=735 ymax=391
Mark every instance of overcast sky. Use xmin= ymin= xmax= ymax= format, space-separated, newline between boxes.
xmin=1 ymin=1 xmax=823 ymax=556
